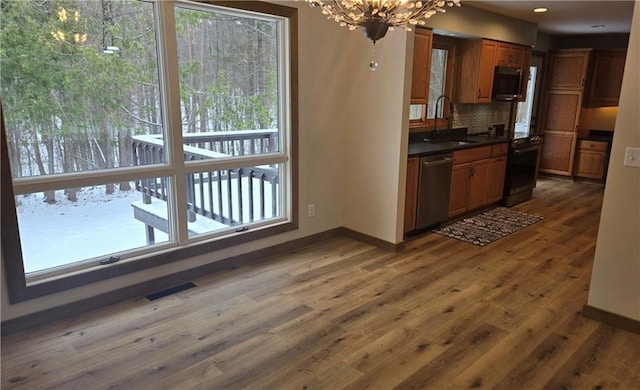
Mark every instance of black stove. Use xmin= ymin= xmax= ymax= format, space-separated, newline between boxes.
xmin=504 ymin=135 xmax=542 ymax=207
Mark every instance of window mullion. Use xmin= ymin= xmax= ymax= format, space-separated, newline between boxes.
xmin=155 ymin=1 xmax=189 ymax=246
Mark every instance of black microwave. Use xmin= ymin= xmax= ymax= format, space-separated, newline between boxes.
xmin=492 ymin=66 xmax=523 ymax=101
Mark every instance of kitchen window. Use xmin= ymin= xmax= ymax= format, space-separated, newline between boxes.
xmin=0 ymin=0 xmax=298 ymax=303
xmin=409 ymin=37 xmax=455 ymax=128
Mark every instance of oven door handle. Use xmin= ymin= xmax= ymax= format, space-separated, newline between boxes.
xmin=512 ymin=145 xmax=541 ymax=154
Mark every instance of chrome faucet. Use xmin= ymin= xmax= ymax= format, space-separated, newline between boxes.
xmin=433 ymin=95 xmax=455 ymax=136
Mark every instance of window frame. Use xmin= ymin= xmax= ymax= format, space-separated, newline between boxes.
xmin=0 ymin=0 xmax=299 ymax=303
xmin=425 ymin=38 xmax=456 ymax=130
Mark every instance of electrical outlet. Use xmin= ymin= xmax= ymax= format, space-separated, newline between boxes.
xmin=307 ymin=203 xmax=315 ymax=218
xmin=624 ymin=147 xmax=640 ymax=168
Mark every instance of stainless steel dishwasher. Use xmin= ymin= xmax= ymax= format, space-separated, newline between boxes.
xmin=416 ymin=153 xmax=453 ymax=230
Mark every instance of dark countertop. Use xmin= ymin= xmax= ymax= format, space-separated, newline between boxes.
xmin=578 ymin=130 xmax=614 ymax=143
xmin=408 ymin=133 xmax=509 ymax=158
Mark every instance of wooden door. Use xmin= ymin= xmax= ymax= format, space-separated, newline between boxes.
xmin=448 ymin=163 xmax=471 ymax=217
xmin=477 ymin=40 xmax=497 ymax=102
xmin=467 ymin=159 xmax=490 ymax=210
xmin=486 ymin=156 xmax=507 ymax=203
xmin=403 ymin=157 xmax=420 ymax=233
xmin=410 ymin=28 xmax=433 ymax=104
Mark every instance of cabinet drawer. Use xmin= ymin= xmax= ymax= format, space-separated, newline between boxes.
xmin=453 ymin=146 xmax=491 ymax=164
xmin=578 ymin=140 xmax=608 ymax=152
xmin=491 ymin=143 xmax=508 ymax=157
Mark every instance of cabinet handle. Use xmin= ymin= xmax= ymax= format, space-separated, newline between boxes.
xmin=478 ymin=89 xmax=481 ymax=98
xmin=581 ymin=78 xmax=585 ymax=87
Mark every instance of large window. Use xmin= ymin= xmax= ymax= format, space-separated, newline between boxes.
xmin=0 ymin=0 xmax=298 ymax=302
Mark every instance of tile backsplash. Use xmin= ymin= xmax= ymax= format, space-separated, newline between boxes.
xmin=452 ymin=102 xmax=511 ymax=134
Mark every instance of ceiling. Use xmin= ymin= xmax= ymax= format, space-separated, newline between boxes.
xmin=465 ymin=1 xmax=635 ymax=35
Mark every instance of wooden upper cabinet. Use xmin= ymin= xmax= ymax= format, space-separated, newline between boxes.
xmin=495 ymin=42 xmax=525 ymax=68
xmin=508 ymin=45 xmax=525 ymax=68
xmin=455 ymin=39 xmax=497 ymax=103
xmin=586 ymin=49 xmax=627 ymax=107
xmin=410 ymin=28 xmax=433 ymax=104
xmin=477 ymin=40 xmax=497 ymax=102
xmin=495 ymin=43 xmax=511 ymax=67
xmin=546 ymin=49 xmax=592 ymax=90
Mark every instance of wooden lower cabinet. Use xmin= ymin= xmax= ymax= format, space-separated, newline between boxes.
xmin=574 ymin=140 xmax=608 ymax=180
xmin=448 ymin=144 xmax=508 ymax=218
xmin=448 ymin=163 xmax=471 ymax=217
xmin=467 ymin=159 xmax=491 ymax=210
xmin=403 ymin=157 xmax=420 ymax=233
xmin=486 ymin=155 xmax=507 ymax=203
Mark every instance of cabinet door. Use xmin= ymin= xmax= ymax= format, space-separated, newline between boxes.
xmin=410 ymin=28 xmax=433 ymax=104
xmin=540 ymin=90 xmax=583 ymax=133
xmin=495 ymin=42 xmax=511 ymax=67
xmin=539 ymin=89 xmax=581 ymax=175
xmin=587 ymin=50 xmax=626 ymax=107
xmin=486 ymin=156 xmax=507 ymax=203
xmin=540 ymin=132 xmax=577 ymax=175
xmin=575 ymin=150 xmax=606 ymax=179
xmin=496 ymin=43 xmax=525 ymax=68
xmin=477 ymin=40 xmax=497 ymax=102
xmin=508 ymin=45 xmax=525 ymax=68
xmin=404 ymin=158 xmax=420 ymax=233
xmin=467 ymin=159 xmax=490 ymax=210
xmin=448 ymin=163 xmax=471 ymax=217
xmin=547 ymin=50 xmax=591 ymax=90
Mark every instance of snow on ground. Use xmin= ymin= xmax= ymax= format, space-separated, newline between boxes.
xmin=15 ymin=177 xmax=279 ymax=274
xmin=16 ymin=186 xmax=169 ymax=273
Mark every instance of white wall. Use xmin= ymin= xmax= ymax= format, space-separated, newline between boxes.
xmin=587 ymin=1 xmax=640 ymax=321
xmin=423 ymin=3 xmax=537 ymax=46
xmin=341 ymin=30 xmax=412 ymax=245
xmin=1 ymin=2 xmax=350 ymax=321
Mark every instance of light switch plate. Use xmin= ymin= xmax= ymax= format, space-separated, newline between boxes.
xmin=623 ymin=147 xmax=640 ymax=168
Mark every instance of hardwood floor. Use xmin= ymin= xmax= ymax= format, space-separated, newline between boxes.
xmin=2 ymin=178 xmax=639 ymax=389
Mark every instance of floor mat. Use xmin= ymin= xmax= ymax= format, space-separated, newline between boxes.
xmin=433 ymin=207 xmax=544 ymax=246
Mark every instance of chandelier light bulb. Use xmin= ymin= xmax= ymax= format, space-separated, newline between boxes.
xmin=305 ymin=0 xmax=461 ymax=68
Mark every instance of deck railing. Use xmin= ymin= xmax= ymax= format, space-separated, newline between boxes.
xmin=131 ymin=130 xmax=279 ymax=238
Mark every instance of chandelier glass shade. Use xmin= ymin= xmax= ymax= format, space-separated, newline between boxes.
xmin=305 ymin=0 xmax=462 ymax=44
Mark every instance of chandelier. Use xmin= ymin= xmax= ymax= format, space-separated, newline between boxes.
xmin=306 ymin=0 xmax=461 ymax=70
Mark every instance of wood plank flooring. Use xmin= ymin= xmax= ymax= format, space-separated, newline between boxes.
xmin=2 ymin=177 xmax=640 ymax=389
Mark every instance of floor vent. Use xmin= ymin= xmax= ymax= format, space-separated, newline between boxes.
xmin=145 ymin=282 xmax=197 ymax=301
